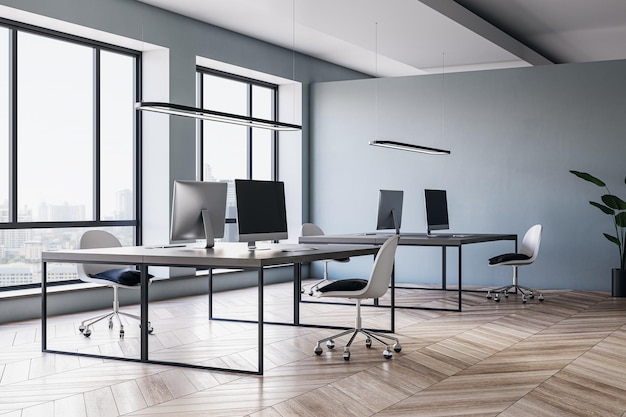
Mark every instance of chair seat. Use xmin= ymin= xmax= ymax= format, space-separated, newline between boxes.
xmin=88 ymin=268 xmax=153 ymax=286
xmin=318 ymin=278 xmax=368 ymax=293
xmin=489 ymin=253 xmax=531 ymax=265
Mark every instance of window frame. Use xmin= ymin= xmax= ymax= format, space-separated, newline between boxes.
xmin=196 ymin=66 xmax=280 ymax=226
xmin=0 ymin=18 xmax=142 ymax=290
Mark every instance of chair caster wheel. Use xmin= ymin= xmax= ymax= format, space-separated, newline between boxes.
xmin=494 ymin=295 xmax=500 ymax=302
xmin=108 ymin=318 xmax=113 ymax=329
xmin=504 ymin=291 xmax=509 ymax=298
xmin=119 ymin=329 xmax=125 ymax=339
xmin=486 ymin=291 xmax=492 ymax=299
xmin=314 ymin=345 xmax=323 ymax=356
xmin=83 ymin=328 xmax=91 ymax=337
xmin=529 ymin=292 xmax=535 ymax=299
xmin=393 ymin=342 xmax=402 ymax=353
xmin=326 ymin=340 xmax=335 ymax=349
xmin=539 ymin=294 xmax=545 ymax=301
xmin=383 ymin=349 xmax=392 ymax=359
xmin=79 ymin=324 xmax=86 ymax=333
xmin=343 ymin=349 xmax=350 ymax=361
xmin=522 ymin=296 xmax=527 ymax=303
xmin=365 ymin=338 xmax=372 ymax=348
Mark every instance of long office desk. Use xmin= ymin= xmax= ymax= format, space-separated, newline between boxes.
xmin=299 ymin=232 xmax=517 ymax=312
xmin=41 ymin=242 xmax=379 ymax=375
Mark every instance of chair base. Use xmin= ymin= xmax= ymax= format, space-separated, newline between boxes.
xmin=79 ymin=310 xmax=152 ymax=339
xmin=314 ymin=327 xmax=401 ymax=361
xmin=487 ymin=284 xmax=544 ymax=303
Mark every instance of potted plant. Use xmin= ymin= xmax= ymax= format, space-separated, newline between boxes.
xmin=570 ymin=170 xmax=626 ymax=297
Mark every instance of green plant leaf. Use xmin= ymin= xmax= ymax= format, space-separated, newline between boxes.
xmin=570 ymin=170 xmax=606 ymax=187
xmin=590 ymin=201 xmax=614 ymax=215
xmin=604 ymin=233 xmax=621 ymax=246
xmin=602 ymin=194 xmax=626 ymax=210
xmin=617 ymin=211 xmax=626 ymax=228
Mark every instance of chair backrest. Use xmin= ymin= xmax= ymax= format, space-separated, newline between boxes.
xmin=77 ymin=230 xmax=125 ymax=279
xmin=300 ymin=223 xmax=325 ymax=237
xmin=519 ymin=224 xmax=542 ymax=262
xmin=361 ymin=235 xmax=400 ymax=299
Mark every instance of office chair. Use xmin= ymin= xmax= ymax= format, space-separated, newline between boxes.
xmin=487 ymin=224 xmax=544 ymax=303
xmin=300 ymin=223 xmax=350 ymax=295
xmin=313 ymin=235 xmax=401 ymax=361
xmin=77 ymin=230 xmax=153 ymax=338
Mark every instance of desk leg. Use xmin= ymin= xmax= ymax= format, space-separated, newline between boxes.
xmin=41 ymin=261 xmax=47 ymax=351
xmin=391 ymin=264 xmax=395 ymax=333
xmin=458 ymin=246 xmax=463 ymax=312
xmin=442 ymin=247 xmax=447 ymax=290
xmin=140 ymin=264 xmax=149 ymax=361
xmin=257 ymin=268 xmax=264 ymax=375
xmin=293 ymin=263 xmax=301 ymax=325
xmin=208 ymin=268 xmax=213 ymax=320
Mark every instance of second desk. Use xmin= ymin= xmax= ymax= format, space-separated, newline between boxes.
xmin=299 ymin=232 xmax=517 ymax=312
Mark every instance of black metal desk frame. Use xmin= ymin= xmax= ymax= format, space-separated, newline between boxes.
xmin=41 ymin=243 xmax=379 ymax=375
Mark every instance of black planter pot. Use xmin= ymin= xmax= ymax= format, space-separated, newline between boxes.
xmin=612 ymin=268 xmax=626 ymax=297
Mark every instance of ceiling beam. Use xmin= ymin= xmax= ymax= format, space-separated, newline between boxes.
xmin=418 ymin=0 xmax=553 ymax=66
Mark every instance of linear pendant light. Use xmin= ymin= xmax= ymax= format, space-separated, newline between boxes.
xmin=369 ymin=140 xmax=450 ymax=155
xmin=135 ymin=102 xmax=302 ymax=131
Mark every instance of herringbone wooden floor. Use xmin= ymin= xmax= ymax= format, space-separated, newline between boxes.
xmin=1 ymin=281 xmax=626 ymax=416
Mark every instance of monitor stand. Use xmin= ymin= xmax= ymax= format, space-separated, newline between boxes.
xmin=201 ymin=210 xmax=215 ymax=249
xmin=392 ymin=209 xmax=400 ymax=235
xmin=247 ymin=241 xmax=270 ymax=251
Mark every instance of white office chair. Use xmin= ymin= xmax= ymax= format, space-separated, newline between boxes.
xmin=77 ymin=230 xmax=153 ymax=338
xmin=300 ymin=223 xmax=350 ymax=295
xmin=314 ymin=235 xmax=401 ymax=361
xmin=487 ymin=224 xmax=544 ymax=303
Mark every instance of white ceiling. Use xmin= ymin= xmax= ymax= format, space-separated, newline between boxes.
xmin=138 ymin=0 xmax=626 ymax=77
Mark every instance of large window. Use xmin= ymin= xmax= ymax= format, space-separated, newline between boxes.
xmin=198 ymin=69 xmax=278 ymax=241
xmin=0 ymin=22 xmax=140 ymax=289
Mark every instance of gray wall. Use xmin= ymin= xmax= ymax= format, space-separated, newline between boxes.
xmin=310 ymin=60 xmax=626 ymax=292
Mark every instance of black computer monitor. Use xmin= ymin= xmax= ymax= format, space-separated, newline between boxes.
xmin=424 ymin=189 xmax=449 ymax=236
xmin=170 ymin=180 xmax=228 ymax=248
xmin=376 ymin=189 xmax=403 ymax=235
xmin=235 ymin=179 xmax=288 ymax=250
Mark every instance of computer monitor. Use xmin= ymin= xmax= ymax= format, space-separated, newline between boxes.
xmin=424 ymin=189 xmax=449 ymax=236
xmin=235 ymin=179 xmax=288 ymax=250
xmin=376 ymin=189 xmax=403 ymax=235
xmin=170 ymin=180 xmax=228 ymax=248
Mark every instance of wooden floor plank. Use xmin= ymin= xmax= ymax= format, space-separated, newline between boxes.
xmin=0 ymin=284 xmax=624 ymax=416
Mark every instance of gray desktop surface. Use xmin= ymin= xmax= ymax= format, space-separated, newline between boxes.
xmin=299 ymin=232 xmax=516 ymax=246
xmin=42 ymin=242 xmax=379 ymax=268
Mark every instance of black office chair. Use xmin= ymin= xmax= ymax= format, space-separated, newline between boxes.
xmin=487 ymin=224 xmax=544 ymax=303
xmin=313 ymin=235 xmax=401 ymax=361
xmin=77 ymin=230 xmax=153 ymax=338
xmin=300 ymin=223 xmax=350 ymax=295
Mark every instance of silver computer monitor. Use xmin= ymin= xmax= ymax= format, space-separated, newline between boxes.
xmin=235 ymin=179 xmax=288 ymax=250
xmin=170 ymin=180 xmax=228 ymax=248
xmin=376 ymin=189 xmax=403 ymax=234
xmin=424 ymin=189 xmax=449 ymax=236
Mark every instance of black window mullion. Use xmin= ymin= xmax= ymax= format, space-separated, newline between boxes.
xmin=8 ymin=28 xmax=17 ymax=224
xmin=198 ymin=72 xmax=204 ymax=181
xmin=247 ymin=83 xmax=253 ymax=179
xmin=272 ymin=87 xmax=278 ymax=181
xmin=93 ymin=48 xmax=101 ymax=221
xmin=135 ymin=52 xmax=142 ymax=245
